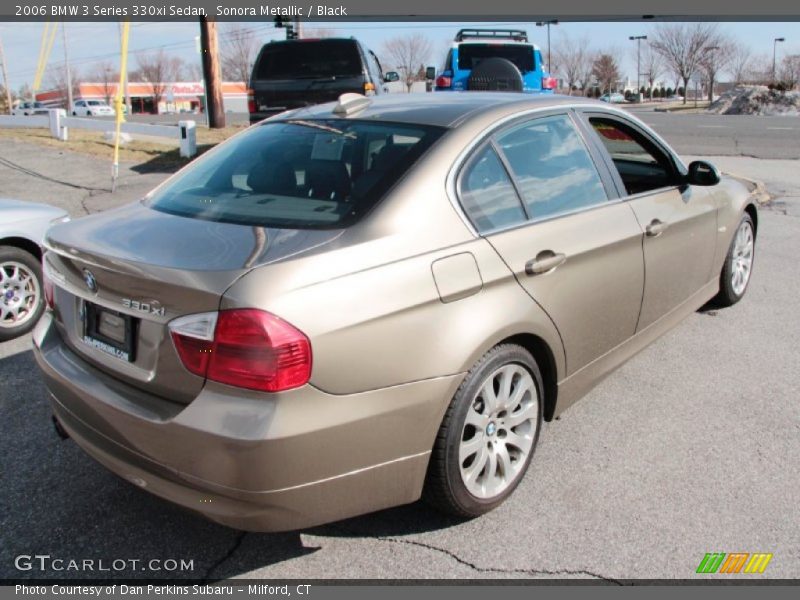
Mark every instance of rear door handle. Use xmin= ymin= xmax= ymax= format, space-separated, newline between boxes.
xmin=525 ymin=252 xmax=567 ymax=276
xmin=645 ymin=219 xmax=668 ymax=237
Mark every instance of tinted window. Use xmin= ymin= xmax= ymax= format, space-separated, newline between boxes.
xmin=459 ymin=145 xmax=526 ymax=232
xmin=589 ymin=117 xmax=677 ymax=195
xmin=496 ymin=114 xmax=607 ymax=220
xmin=147 ymin=120 xmax=444 ymax=230
xmin=458 ymin=44 xmax=535 ymax=73
xmin=255 ymin=40 xmax=362 ymax=80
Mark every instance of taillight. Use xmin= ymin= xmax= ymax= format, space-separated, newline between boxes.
xmin=364 ymin=82 xmax=376 ymax=96
xmin=170 ymin=309 xmax=311 ymax=393
xmin=542 ymin=77 xmax=557 ymax=90
xmin=435 ymin=75 xmax=452 ymax=88
xmin=247 ymin=90 xmax=256 ymax=113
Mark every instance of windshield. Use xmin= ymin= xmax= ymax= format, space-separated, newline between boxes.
xmin=458 ymin=43 xmax=536 ymax=73
xmin=255 ymin=40 xmax=363 ymax=80
xmin=147 ymin=119 xmax=445 ymax=230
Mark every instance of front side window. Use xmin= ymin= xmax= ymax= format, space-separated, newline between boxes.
xmin=147 ymin=119 xmax=444 ymax=230
xmin=588 ymin=117 xmax=678 ymax=195
xmin=495 ymin=114 xmax=608 ymax=220
xmin=459 ymin=145 xmax=526 ymax=232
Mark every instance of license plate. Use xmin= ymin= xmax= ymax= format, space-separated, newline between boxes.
xmin=83 ymin=302 xmax=136 ymax=362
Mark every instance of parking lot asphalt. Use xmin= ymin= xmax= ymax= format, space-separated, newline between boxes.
xmin=1 ymin=133 xmax=799 ymax=581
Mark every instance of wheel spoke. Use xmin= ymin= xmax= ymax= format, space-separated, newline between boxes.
xmin=495 ymin=442 xmax=513 ymax=479
xmin=504 ymin=429 xmax=530 ymax=451
xmin=507 ymin=400 xmax=537 ymax=428
xmin=480 ymin=378 xmax=498 ymax=413
xmin=463 ymin=444 xmax=488 ymax=486
xmin=459 ymin=432 xmax=484 ymax=464
xmin=464 ymin=406 xmax=486 ymax=429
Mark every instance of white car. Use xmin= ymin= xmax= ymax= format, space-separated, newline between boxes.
xmin=11 ymin=101 xmax=49 ymax=116
xmin=1 ymin=199 xmax=69 ymax=341
xmin=72 ymin=100 xmax=115 ymax=117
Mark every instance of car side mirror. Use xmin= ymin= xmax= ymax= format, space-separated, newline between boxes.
xmin=686 ymin=160 xmax=721 ymax=186
xmin=425 ymin=66 xmax=436 ymax=80
xmin=384 ymin=71 xmax=399 ymax=82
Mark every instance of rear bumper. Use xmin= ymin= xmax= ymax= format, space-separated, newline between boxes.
xmin=33 ymin=313 xmax=460 ymax=531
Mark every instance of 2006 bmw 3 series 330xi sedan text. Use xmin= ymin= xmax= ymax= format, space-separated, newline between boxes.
xmin=33 ymin=93 xmax=757 ymax=531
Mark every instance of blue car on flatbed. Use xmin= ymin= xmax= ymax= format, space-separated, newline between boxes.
xmin=434 ymin=29 xmax=556 ymax=93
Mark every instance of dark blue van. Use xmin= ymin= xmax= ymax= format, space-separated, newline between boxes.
xmin=434 ymin=29 xmax=556 ymax=93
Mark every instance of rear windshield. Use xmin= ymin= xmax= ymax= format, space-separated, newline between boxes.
xmin=147 ymin=119 xmax=445 ymax=230
xmin=255 ymin=40 xmax=363 ymax=80
xmin=458 ymin=43 xmax=535 ymax=73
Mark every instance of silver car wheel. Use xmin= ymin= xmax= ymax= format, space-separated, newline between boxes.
xmin=731 ymin=219 xmax=754 ymax=297
xmin=0 ymin=261 xmax=41 ymax=329
xmin=459 ymin=364 xmax=539 ymax=499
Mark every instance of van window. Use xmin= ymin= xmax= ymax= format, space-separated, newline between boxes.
xmin=255 ymin=40 xmax=363 ymax=80
xmin=147 ymin=120 xmax=444 ymax=230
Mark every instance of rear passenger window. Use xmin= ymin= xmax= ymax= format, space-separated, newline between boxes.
xmin=459 ymin=145 xmax=526 ymax=232
xmin=496 ymin=114 xmax=607 ymax=220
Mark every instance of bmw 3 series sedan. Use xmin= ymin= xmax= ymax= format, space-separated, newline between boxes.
xmin=33 ymin=93 xmax=757 ymax=531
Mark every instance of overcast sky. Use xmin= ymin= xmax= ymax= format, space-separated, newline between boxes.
xmin=2 ymin=20 xmax=799 ymax=91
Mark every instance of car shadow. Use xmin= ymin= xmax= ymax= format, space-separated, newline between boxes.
xmin=129 ymin=145 xmax=215 ymax=175
xmin=0 ymin=348 xmax=460 ymax=582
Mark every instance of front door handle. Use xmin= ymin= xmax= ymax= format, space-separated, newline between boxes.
xmin=645 ymin=219 xmax=668 ymax=237
xmin=525 ymin=251 xmax=567 ymax=276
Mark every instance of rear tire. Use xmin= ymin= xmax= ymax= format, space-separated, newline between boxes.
xmin=714 ymin=213 xmax=755 ymax=307
xmin=424 ymin=344 xmax=543 ymax=518
xmin=0 ymin=246 xmax=44 ymax=342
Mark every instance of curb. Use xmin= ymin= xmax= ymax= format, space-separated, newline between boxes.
xmin=723 ymin=171 xmax=772 ymax=205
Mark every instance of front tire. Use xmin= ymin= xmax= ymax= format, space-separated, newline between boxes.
xmin=714 ymin=213 xmax=755 ymax=307
xmin=0 ymin=247 xmax=45 ymax=342
xmin=424 ymin=344 xmax=543 ymax=518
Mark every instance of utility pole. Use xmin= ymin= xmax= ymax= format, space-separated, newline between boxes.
xmin=61 ymin=22 xmax=73 ymax=112
xmin=629 ymin=35 xmax=647 ymax=101
xmin=536 ymin=20 xmax=558 ymax=74
xmin=0 ymin=33 xmax=13 ymax=114
xmin=773 ymin=37 xmax=785 ymax=83
xmin=199 ymin=16 xmax=225 ymax=128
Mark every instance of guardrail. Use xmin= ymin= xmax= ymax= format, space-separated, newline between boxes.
xmin=0 ymin=109 xmax=197 ymax=157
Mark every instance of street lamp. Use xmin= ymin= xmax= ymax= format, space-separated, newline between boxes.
xmin=629 ymin=35 xmax=647 ymax=99
xmin=773 ymin=37 xmax=785 ymax=82
xmin=536 ymin=20 xmax=558 ymax=74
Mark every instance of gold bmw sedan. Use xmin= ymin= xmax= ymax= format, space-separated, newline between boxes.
xmin=33 ymin=93 xmax=756 ymax=531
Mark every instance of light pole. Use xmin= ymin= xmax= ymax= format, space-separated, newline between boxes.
xmin=629 ymin=35 xmax=647 ymax=99
xmin=773 ymin=37 xmax=785 ymax=82
xmin=536 ymin=20 xmax=558 ymax=74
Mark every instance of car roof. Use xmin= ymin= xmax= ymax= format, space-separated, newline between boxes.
xmin=274 ymin=93 xmax=603 ymax=129
xmin=452 ymin=40 xmax=542 ymax=50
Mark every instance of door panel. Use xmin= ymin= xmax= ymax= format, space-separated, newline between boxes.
xmin=487 ymin=203 xmax=644 ymax=375
xmin=628 ymin=186 xmax=717 ymax=329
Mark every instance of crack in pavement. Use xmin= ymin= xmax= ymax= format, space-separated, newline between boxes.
xmin=0 ymin=155 xmax=110 ymax=193
xmin=202 ymin=532 xmax=247 ymax=583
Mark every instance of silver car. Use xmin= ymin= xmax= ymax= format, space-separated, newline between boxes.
xmin=1 ymin=199 xmax=69 ymax=341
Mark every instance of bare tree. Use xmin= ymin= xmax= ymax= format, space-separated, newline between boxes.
xmin=220 ymin=23 xmax=259 ymax=83
xmin=728 ymin=42 xmax=753 ymax=86
xmin=651 ymin=23 xmax=720 ymax=104
xmin=183 ymin=61 xmax=204 ymax=81
xmin=638 ymin=43 xmax=663 ymax=98
xmin=591 ymin=53 xmax=621 ymax=94
xmin=44 ymin=64 xmax=81 ymax=109
xmin=699 ymin=37 xmax=734 ymax=101
xmin=745 ymin=53 xmax=772 ymax=85
xmin=779 ymin=54 xmax=800 ymax=90
xmin=578 ymin=49 xmax=598 ymax=95
xmin=136 ymin=50 xmax=183 ymax=113
xmin=89 ymin=60 xmax=118 ymax=104
xmin=553 ymin=33 xmax=592 ymax=95
xmin=381 ymin=33 xmax=433 ymax=92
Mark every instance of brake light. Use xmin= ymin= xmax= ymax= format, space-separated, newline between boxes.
xmin=170 ymin=309 xmax=312 ymax=393
xmin=247 ymin=89 xmax=256 ymax=113
xmin=542 ymin=77 xmax=557 ymax=90
xmin=436 ymin=75 xmax=452 ymax=88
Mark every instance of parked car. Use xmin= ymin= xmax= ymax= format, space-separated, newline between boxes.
xmin=248 ymin=38 xmax=396 ymax=124
xmin=11 ymin=101 xmax=49 ymax=116
xmin=35 ymin=93 xmax=757 ymax=531
xmin=434 ymin=29 xmax=556 ymax=93
xmin=599 ymin=92 xmax=627 ymax=103
xmin=72 ymin=100 xmax=115 ymax=117
xmin=1 ymin=199 xmax=69 ymax=341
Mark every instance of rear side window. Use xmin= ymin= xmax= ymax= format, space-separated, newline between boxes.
xmin=495 ymin=114 xmax=607 ymax=220
xmin=459 ymin=145 xmax=526 ymax=232
xmin=255 ymin=40 xmax=362 ymax=80
xmin=457 ymin=44 xmax=535 ymax=73
xmin=147 ymin=120 xmax=444 ymax=230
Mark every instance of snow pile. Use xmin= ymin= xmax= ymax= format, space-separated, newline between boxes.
xmin=707 ymin=85 xmax=800 ymax=116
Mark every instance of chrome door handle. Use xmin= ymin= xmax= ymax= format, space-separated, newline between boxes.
xmin=645 ymin=219 xmax=668 ymax=237
xmin=525 ymin=252 xmax=567 ymax=276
